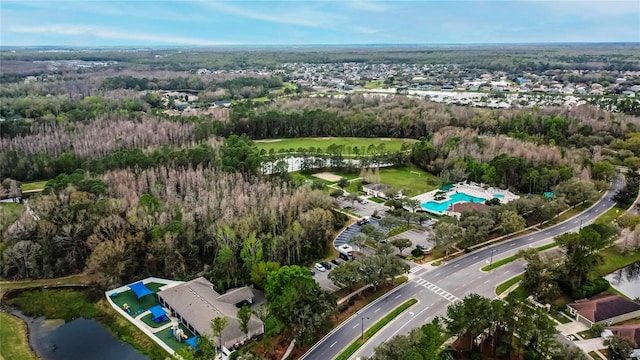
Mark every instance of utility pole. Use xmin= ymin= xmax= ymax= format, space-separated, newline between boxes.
xmin=357 ymin=312 xmax=369 ymax=341
xmin=489 ymin=249 xmax=497 ymax=266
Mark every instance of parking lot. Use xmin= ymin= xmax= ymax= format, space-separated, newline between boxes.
xmin=337 ymin=197 xmax=386 ymax=218
xmin=311 ymin=261 xmax=343 ymax=292
xmin=386 ymin=228 xmax=435 ymax=252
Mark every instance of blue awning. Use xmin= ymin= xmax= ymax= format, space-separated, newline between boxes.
xmin=129 ymin=282 xmax=154 ymax=300
xmin=148 ymin=305 xmax=168 ymax=322
xmin=185 ymin=336 xmax=200 ymax=351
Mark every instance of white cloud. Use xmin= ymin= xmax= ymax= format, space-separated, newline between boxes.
xmin=196 ymin=1 xmax=343 ymax=27
xmin=9 ymin=24 xmax=237 ymax=46
xmin=344 ymin=0 xmax=388 ymax=13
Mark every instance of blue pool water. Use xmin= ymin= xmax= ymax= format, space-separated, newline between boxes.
xmin=493 ymin=193 xmax=504 ymax=199
xmin=421 ymin=192 xmax=486 ymax=213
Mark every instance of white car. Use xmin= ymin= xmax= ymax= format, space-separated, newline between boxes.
xmin=314 ymin=263 xmax=326 ymax=272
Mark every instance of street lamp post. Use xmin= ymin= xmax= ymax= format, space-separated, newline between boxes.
xmin=489 ymin=249 xmax=497 ymax=266
xmin=357 ymin=312 xmax=369 ymax=341
xmin=579 ymin=219 xmax=584 ymax=230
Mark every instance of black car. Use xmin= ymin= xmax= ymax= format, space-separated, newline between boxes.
xmin=330 ymin=258 xmax=341 ymax=265
xmin=356 ymin=218 xmax=370 ymax=226
xmin=320 ymin=261 xmax=332 ymax=270
xmin=310 ymin=268 xmax=316 ymax=275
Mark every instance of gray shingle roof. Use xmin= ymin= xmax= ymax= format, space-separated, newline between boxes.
xmin=157 ymin=277 xmax=263 ymax=347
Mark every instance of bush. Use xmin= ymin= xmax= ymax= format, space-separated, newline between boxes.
xmin=411 ymin=248 xmax=424 ymax=257
xmin=330 ymin=189 xmax=344 ymax=197
xmin=573 ymin=278 xmax=610 ymax=299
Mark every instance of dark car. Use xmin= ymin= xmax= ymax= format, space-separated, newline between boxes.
xmin=320 ymin=261 xmax=332 ymax=270
xmin=339 ymin=253 xmax=354 ymax=261
xmin=330 ymin=258 xmax=341 ymax=265
xmin=356 ymin=218 xmax=370 ymax=226
xmin=310 ymin=268 xmax=316 ymax=276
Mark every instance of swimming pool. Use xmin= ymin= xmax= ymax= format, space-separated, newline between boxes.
xmin=421 ymin=192 xmax=487 ymax=213
xmin=493 ymin=193 xmax=504 ymax=199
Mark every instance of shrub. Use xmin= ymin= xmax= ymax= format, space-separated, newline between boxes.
xmin=573 ymin=278 xmax=610 ymax=299
xmin=411 ymin=248 xmax=424 ymax=257
xmin=330 ymin=189 xmax=344 ymax=197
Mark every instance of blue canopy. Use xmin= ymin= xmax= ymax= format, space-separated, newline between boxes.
xmin=129 ymin=282 xmax=154 ymax=300
xmin=185 ymin=337 xmax=200 ymax=351
xmin=148 ymin=305 xmax=168 ymax=323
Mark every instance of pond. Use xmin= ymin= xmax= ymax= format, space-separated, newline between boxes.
xmin=605 ymin=261 xmax=640 ymax=299
xmin=12 ymin=311 xmax=148 ymax=360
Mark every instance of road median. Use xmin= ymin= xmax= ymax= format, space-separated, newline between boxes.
xmin=335 ymin=298 xmax=417 ymax=360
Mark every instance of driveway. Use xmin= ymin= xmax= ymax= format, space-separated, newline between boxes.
xmin=557 ymin=320 xmax=589 ymax=336
xmin=574 ymin=338 xmax=606 ymax=353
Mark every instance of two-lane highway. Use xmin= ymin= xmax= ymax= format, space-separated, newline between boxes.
xmin=301 ymin=177 xmax=623 ymax=360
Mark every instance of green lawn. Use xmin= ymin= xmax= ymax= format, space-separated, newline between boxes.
xmin=255 ymin=137 xmax=417 ymax=154
xmin=481 ymin=242 xmax=557 ymax=271
xmin=592 ymin=247 xmax=640 ymax=279
xmin=363 ymin=80 xmax=385 ymax=89
xmin=595 ymin=206 xmax=625 ymax=225
xmin=496 ymin=274 xmax=523 ymax=295
xmin=379 ymin=165 xmax=440 ymax=197
xmin=155 ymin=324 xmax=196 ymax=352
xmin=335 ymin=298 xmax=417 ymax=360
xmin=140 ymin=312 xmax=171 ymax=328
xmin=109 ymin=282 xmax=165 ymax=316
xmin=0 ymin=311 xmax=37 ymax=360
xmin=20 ymin=180 xmax=48 ymax=191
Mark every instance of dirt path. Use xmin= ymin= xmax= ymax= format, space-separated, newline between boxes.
xmin=0 ymin=272 xmax=92 ymax=300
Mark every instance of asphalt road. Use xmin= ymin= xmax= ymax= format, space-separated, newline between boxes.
xmin=300 ymin=177 xmax=624 ymax=360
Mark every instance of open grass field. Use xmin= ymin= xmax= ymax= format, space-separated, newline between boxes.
xmin=255 ymin=137 xmax=416 ymax=153
xmin=594 ymin=205 xmax=625 ymax=225
xmin=592 ymin=246 xmax=640 ymax=279
xmin=379 ymin=164 xmax=441 ymax=197
xmin=20 ymin=180 xmax=48 ymax=192
xmin=363 ymin=80 xmax=385 ymax=89
xmin=0 ymin=311 xmax=37 ymax=360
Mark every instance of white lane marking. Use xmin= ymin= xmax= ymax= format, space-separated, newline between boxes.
xmin=353 ymin=324 xmax=359 ymax=329
xmin=434 ymin=272 xmax=441 ymax=277
xmin=560 ymin=226 xmax=566 ymax=230
xmin=454 ymin=264 xmax=460 ymax=268
xmin=527 ymin=237 xmax=533 ymax=240
xmin=484 ymin=279 xmax=490 ymax=284
xmin=394 ymin=294 xmax=401 ymax=299
xmin=509 ymin=243 xmax=516 ymax=247
xmin=374 ymin=308 xmax=381 ymax=313
xmin=330 ymin=341 xmax=337 ymax=348
xmin=411 ymin=279 xmax=460 ymax=302
xmin=472 ymin=256 xmax=478 ymax=260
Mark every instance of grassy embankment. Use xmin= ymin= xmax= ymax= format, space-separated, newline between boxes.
xmin=4 ymin=288 xmax=168 ymax=360
xmin=0 ymin=311 xmax=37 ymax=360
xmin=335 ymin=298 xmax=418 ymax=360
xmin=482 ymin=242 xmax=558 ymax=271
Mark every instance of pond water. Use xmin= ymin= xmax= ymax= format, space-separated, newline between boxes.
xmin=12 ymin=311 xmax=148 ymax=360
xmin=605 ymin=261 xmax=640 ymax=299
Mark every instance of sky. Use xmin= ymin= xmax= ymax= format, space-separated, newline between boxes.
xmin=1 ymin=0 xmax=639 ymax=47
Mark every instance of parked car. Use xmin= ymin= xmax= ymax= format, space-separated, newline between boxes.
xmin=310 ymin=268 xmax=316 ymax=275
xmin=416 ymin=244 xmax=434 ymax=253
xmin=320 ymin=261 xmax=332 ymax=270
xmin=357 ymin=218 xmax=370 ymax=226
xmin=339 ymin=252 xmax=354 ymax=261
xmin=343 ymin=205 xmax=354 ymax=210
xmin=314 ymin=263 xmax=326 ymax=272
xmin=360 ymin=199 xmax=369 ymax=204
xmin=330 ymin=258 xmax=341 ymax=265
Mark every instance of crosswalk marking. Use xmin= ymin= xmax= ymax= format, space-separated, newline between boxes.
xmin=409 ymin=266 xmax=422 ymax=274
xmin=411 ymin=278 xmax=461 ymax=303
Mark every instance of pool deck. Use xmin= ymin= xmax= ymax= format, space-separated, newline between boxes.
xmin=411 ymin=182 xmax=519 ymax=216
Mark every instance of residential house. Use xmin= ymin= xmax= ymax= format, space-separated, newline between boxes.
xmin=157 ymin=277 xmax=264 ymax=349
xmin=363 ymin=183 xmax=391 ymax=199
xmin=567 ymin=294 xmax=640 ymax=327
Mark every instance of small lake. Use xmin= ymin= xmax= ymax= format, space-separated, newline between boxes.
xmin=12 ymin=311 xmax=148 ymax=360
xmin=605 ymin=261 xmax=640 ymax=299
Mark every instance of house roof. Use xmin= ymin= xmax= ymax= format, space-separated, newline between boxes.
xmin=568 ymin=294 xmax=640 ymax=323
xmin=216 ymin=287 xmax=255 ymax=305
xmin=157 ymin=277 xmax=263 ymax=347
xmin=607 ymin=324 xmax=640 ymax=346
xmin=363 ymin=183 xmax=390 ymax=192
